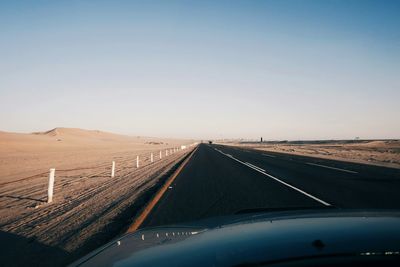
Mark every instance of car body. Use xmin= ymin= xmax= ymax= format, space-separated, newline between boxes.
xmin=70 ymin=209 xmax=400 ymax=266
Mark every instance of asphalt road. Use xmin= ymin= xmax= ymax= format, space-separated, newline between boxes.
xmin=142 ymin=144 xmax=400 ymax=227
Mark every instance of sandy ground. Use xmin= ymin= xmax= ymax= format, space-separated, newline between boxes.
xmin=0 ymin=128 xmax=195 ymax=266
xmin=222 ymin=140 xmax=400 ymax=169
xmin=0 ymin=127 xmax=193 ymax=184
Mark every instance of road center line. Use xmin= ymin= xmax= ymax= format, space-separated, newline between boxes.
xmin=306 ymin=162 xmax=358 ymax=174
xmin=262 ymin=153 xmax=276 ymax=158
xmin=214 ymin=148 xmax=331 ymax=206
xmin=245 ymin=162 xmax=266 ymax=172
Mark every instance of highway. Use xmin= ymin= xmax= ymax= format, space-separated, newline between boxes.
xmin=142 ymin=144 xmax=400 ymax=227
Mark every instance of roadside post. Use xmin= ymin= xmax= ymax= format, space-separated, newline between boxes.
xmin=111 ymin=161 xmax=115 ymax=178
xmin=136 ymin=155 xmax=140 ymax=168
xmin=47 ymin=168 xmax=55 ymax=203
xmin=151 ymin=153 xmax=154 ymax=163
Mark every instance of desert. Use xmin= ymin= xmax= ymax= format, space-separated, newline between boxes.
xmin=1 ymin=1 xmax=400 ymax=266
xmin=221 ymin=140 xmax=400 ymax=169
xmin=0 ymin=128 xmax=194 ymax=266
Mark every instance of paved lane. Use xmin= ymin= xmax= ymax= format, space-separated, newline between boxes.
xmin=214 ymin=144 xmax=400 ymax=209
xmin=142 ymin=144 xmax=400 ymax=227
xmin=142 ymin=144 xmax=325 ymax=227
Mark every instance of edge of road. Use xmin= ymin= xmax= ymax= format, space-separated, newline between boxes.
xmin=126 ymin=145 xmax=199 ymax=233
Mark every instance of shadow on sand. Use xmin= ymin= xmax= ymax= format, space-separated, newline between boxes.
xmin=0 ymin=195 xmax=44 ymax=202
xmin=0 ymin=231 xmax=71 ymax=267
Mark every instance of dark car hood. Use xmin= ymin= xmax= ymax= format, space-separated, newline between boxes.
xmin=70 ymin=209 xmax=400 ymax=267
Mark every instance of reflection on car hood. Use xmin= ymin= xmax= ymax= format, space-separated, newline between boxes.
xmin=70 ymin=209 xmax=400 ymax=267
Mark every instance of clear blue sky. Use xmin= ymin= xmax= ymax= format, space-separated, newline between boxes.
xmin=1 ymin=0 xmax=399 ymax=139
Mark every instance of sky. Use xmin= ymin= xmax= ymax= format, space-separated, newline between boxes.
xmin=0 ymin=0 xmax=399 ymax=140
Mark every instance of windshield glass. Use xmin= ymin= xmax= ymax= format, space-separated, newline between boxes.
xmin=1 ymin=1 xmax=399 ymax=266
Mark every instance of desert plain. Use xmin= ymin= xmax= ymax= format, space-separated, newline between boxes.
xmin=223 ymin=140 xmax=400 ymax=169
xmin=0 ymin=128 xmax=194 ymax=266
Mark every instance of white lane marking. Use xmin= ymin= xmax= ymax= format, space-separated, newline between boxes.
xmin=245 ymin=162 xmax=266 ymax=172
xmin=306 ymin=162 xmax=358 ymax=174
xmin=214 ymin=148 xmax=331 ymax=206
xmin=262 ymin=153 xmax=276 ymax=158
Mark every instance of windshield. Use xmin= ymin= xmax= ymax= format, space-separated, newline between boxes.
xmin=0 ymin=1 xmax=399 ymax=266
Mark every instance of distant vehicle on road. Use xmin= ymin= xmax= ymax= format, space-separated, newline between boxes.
xmin=208 ymin=141 xmax=213 ymax=144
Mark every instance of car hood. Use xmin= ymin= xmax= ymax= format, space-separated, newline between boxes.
xmin=70 ymin=209 xmax=400 ymax=267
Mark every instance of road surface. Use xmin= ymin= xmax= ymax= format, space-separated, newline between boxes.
xmin=142 ymin=144 xmax=400 ymax=227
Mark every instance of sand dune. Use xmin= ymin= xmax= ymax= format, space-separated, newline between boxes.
xmin=0 ymin=127 xmax=195 ymax=265
xmin=32 ymin=127 xmax=142 ymax=142
xmin=0 ymin=127 xmax=193 ymax=183
xmin=0 ymin=137 xmax=194 ymax=266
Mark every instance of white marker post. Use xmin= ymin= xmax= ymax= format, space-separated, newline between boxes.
xmin=151 ymin=153 xmax=154 ymax=163
xmin=47 ymin=168 xmax=55 ymax=203
xmin=136 ymin=155 xmax=140 ymax=168
xmin=166 ymin=150 xmax=168 ymax=156
xmin=159 ymin=150 xmax=162 ymax=159
xmin=111 ymin=161 xmax=115 ymax=178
